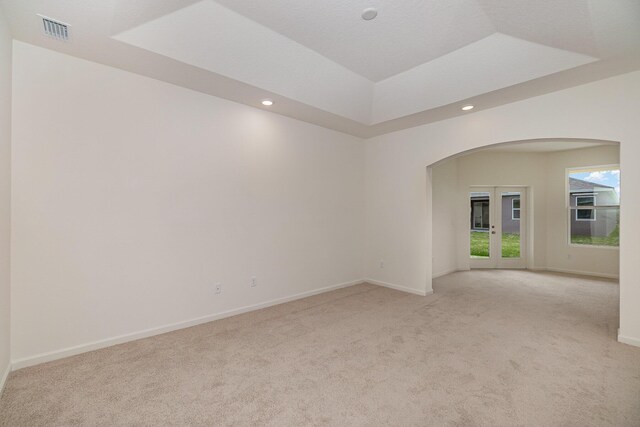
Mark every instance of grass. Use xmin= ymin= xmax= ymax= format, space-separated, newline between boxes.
xmin=571 ymin=225 xmax=619 ymax=247
xmin=470 ymin=231 xmax=520 ymax=258
xmin=471 ymin=225 xmax=620 ymax=257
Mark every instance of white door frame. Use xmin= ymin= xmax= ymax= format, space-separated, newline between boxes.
xmin=470 ymin=186 xmax=527 ymax=269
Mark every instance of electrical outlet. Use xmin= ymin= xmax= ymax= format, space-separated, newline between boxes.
xmin=215 ymin=283 xmax=222 ymax=294
xmin=567 ymin=254 xmax=572 ymax=260
xmin=250 ymin=276 xmax=257 ymax=288
xmin=380 ymin=260 xmax=384 ymax=269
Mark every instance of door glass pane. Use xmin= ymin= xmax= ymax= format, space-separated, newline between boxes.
xmin=470 ymin=192 xmax=490 ymax=258
xmin=501 ymin=192 xmax=521 ymax=258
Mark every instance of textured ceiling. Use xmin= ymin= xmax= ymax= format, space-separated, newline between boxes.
xmin=1 ymin=0 xmax=639 ymax=136
xmin=113 ymin=0 xmax=375 ymax=124
xmin=477 ymin=0 xmax=599 ymax=57
xmin=214 ymin=0 xmax=496 ymax=82
xmin=113 ymin=0 xmax=600 ymax=124
xmin=212 ymin=0 xmax=637 ymax=82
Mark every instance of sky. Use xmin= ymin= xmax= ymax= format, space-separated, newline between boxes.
xmin=570 ymin=169 xmax=620 ymax=195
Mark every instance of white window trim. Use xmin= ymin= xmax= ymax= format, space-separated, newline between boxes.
xmin=566 ymin=165 xmax=620 ymax=248
xmin=575 ymin=194 xmax=596 ymax=222
xmin=511 ymin=198 xmax=520 ymax=221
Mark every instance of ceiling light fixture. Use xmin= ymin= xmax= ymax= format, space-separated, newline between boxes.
xmin=462 ymin=105 xmax=474 ymax=111
xmin=361 ymin=8 xmax=378 ymax=21
xmin=261 ymin=99 xmax=274 ymax=106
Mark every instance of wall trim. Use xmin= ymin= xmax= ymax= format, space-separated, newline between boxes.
xmin=0 ymin=362 xmax=10 ymax=397
xmin=618 ymin=333 xmax=640 ymax=348
xmin=532 ymin=267 xmax=619 ymax=280
xmin=432 ymin=268 xmax=458 ymax=279
xmin=11 ymin=279 xmax=364 ymax=370
xmin=365 ymin=278 xmax=432 ymax=296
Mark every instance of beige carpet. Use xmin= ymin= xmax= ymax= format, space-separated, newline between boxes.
xmin=1 ymin=270 xmax=639 ymax=426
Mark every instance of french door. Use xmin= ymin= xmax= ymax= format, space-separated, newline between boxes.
xmin=469 ymin=186 xmax=526 ymax=269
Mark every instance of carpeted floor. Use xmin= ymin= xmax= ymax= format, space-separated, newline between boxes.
xmin=1 ymin=270 xmax=639 ymax=426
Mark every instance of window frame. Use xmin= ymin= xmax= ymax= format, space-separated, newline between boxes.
xmin=575 ymin=193 xmax=596 ymax=222
xmin=511 ymin=197 xmax=521 ymax=221
xmin=472 ymin=200 xmax=489 ymax=230
xmin=566 ymin=164 xmax=620 ymax=249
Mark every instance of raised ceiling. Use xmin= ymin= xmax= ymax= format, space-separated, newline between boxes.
xmin=1 ymin=0 xmax=639 ymax=137
xmin=214 ymin=0 xmax=497 ymax=82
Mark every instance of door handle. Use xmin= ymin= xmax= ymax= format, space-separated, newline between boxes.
xmin=491 ymin=231 xmax=496 ymax=234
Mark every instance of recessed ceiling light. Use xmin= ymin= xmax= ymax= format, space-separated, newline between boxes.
xmin=362 ymin=8 xmax=378 ymax=21
xmin=462 ymin=105 xmax=474 ymax=111
xmin=261 ymin=99 xmax=274 ymax=106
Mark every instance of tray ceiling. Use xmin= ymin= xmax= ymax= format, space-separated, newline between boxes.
xmin=2 ymin=0 xmax=639 ymax=136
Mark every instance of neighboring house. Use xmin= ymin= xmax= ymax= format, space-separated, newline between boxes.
xmin=569 ymin=177 xmax=619 ymax=237
xmin=470 ymin=192 xmax=490 ymax=231
xmin=470 ymin=179 xmax=618 ymax=237
xmin=470 ymin=192 xmax=520 ymax=234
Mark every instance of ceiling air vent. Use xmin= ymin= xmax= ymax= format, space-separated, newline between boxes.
xmin=38 ymin=15 xmax=70 ymax=42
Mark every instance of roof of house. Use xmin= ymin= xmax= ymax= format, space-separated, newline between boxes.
xmin=569 ymin=177 xmax=615 ymax=193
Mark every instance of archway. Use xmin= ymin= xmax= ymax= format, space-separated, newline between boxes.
xmin=426 ymin=138 xmax=621 ymax=328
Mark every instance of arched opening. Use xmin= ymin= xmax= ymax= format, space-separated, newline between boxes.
xmin=426 ymin=137 xmax=621 ymax=332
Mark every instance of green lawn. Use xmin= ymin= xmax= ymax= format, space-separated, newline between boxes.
xmin=471 ymin=225 xmax=619 ymax=257
xmin=470 ymin=231 xmax=520 ymax=258
xmin=571 ymin=225 xmax=619 ymax=247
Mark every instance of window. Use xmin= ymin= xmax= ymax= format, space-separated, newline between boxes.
xmin=575 ymin=194 xmax=596 ymax=221
xmin=567 ymin=167 xmax=620 ymax=247
xmin=470 ymin=192 xmax=490 ymax=230
xmin=511 ymin=198 xmax=520 ymax=220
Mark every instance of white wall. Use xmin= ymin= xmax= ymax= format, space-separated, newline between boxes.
xmin=545 ymin=146 xmax=620 ymax=278
xmin=0 ymin=6 xmax=12 ymax=387
xmin=364 ymin=70 xmax=640 ymax=346
xmin=10 ymin=42 xmax=365 ymax=365
xmin=430 ymin=158 xmax=458 ymax=277
xmin=6 ymin=40 xmax=640 ymax=369
xmin=431 ymin=146 xmax=620 ymax=278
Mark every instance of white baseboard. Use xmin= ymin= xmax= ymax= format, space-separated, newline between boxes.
xmin=432 ymin=268 xmax=458 ymax=279
xmin=534 ymin=267 xmax=619 ymax=280
xmin=618 ymin=333 xmax=640 ymax=348
xmin=11 ymin=279 xmax=364 ymax=370
xmin=365 ymin=278 xmax=432 ymax=296
xmin=0 ymin=362 xmax=10 ymax=397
